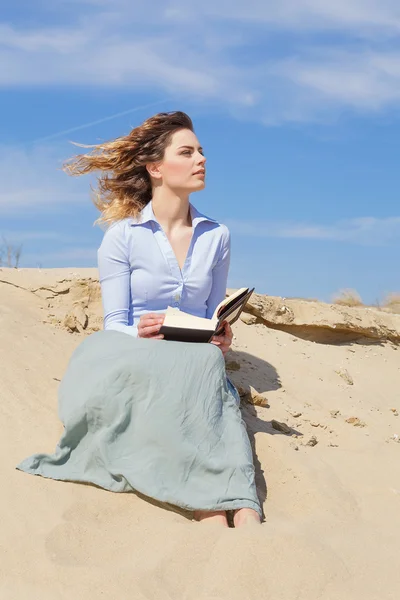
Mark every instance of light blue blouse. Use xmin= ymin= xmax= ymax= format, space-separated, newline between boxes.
xmin=97 ymin=201 xmax=231 ymax=337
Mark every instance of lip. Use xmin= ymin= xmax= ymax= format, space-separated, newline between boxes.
xmin=193 ymin=170 xmax=205 ymax=176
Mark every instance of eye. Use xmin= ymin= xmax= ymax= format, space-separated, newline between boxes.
xmin=181 ymin=150 xmax=192 ymax=155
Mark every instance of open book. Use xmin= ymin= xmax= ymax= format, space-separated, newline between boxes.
xmin=159 ymin=287 xmax=255 ymax=343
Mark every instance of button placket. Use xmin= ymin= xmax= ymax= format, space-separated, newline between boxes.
xmin=151 ymin=223 xmax=184 ymax=309
xmin=150 ymin=220 xmax=198 ymax=310
xmin=151 ymin=223 xmax=181 ymax=281
xmin=172 ymin=286 xmax=183 ymax=308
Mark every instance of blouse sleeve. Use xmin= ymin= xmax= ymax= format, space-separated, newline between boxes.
xmin=205 ymin=225 xmax=231 ymax=319
xmin=97 ymin=221 xmax=138 ymax=337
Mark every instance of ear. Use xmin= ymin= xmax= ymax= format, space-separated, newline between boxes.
xmin=146 ymin=162 xmax=162 ymax=180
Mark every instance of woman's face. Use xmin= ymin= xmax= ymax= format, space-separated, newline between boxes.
xmin=154 ymin=128 xmax=206 ymax=193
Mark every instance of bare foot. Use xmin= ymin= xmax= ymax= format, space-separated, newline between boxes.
xmin=193 ymin=510 xmax=229 ymax=527
xmin=233 ymin=508 xmax=261 ymax=527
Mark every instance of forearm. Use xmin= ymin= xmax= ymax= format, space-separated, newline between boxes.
xmin=98 ymin=222 xmax=137 ymax=337
xmin=206 ymin=226 xmax=231 ymax=318
xmin=104 ymin=318 xmax=138 ymax=338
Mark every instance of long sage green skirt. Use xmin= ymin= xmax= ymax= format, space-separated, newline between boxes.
xmin=17 ymin=330 xmax=261 ymax=517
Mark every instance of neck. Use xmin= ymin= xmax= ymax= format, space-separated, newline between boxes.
xmin=151 ymin=187 xmax=192 ymax=232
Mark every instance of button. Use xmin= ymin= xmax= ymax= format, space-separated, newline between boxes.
xmin=174 ymin=294 xmax=181 ymax=302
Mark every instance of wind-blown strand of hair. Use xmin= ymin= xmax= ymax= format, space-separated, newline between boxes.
xmin=63 ymin=111 xmax=193 ymax=226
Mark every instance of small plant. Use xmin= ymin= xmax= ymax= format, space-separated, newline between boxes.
xmin=382 ymin=293 xmax=400 ymax=314
xmin=332 ymin=288 xmax=363 ymax=307
xmin=0 ymin=236 xmax=23 ymax=268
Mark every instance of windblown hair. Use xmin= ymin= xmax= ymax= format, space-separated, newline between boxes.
xmin=63 ymin=111 xmax=194 ymax=226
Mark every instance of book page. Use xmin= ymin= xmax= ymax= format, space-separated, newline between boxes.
xmin=214 ymin=288 xmax=254 ymax=335
xmin=163 ymin=307 xmax=218 ymax=331
xmin=212 ymin=287 xmax=249 ymax=320
xmin=164 ymin=307 xmax=194 ymax=319
xmin=222 ymin=304 xmax=243 ymax=325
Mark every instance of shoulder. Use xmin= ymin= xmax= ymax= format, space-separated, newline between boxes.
xmin=202 ymin=219 xmax=230 ymax=256
xmin=98 ymin=218 xmax=131 ymax=255
xmin=192 ymin=204 xmax=230 ymax=243
xmin=217 ymin=222 xmax=230 ymax=243
xmin=210 ymin=221 xmax=230 ymax=248
xmin=101 ymin=218 xmax=132 ymax=239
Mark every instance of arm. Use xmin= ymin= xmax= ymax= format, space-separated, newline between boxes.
xmin=97 ymin=221 xmax=138 ymax=337
xmin=206 ymin=225 xmax=231 ymax=319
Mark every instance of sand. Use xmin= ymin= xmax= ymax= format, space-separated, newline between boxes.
xmin=1 ymin=267 xmax=400 ymax=600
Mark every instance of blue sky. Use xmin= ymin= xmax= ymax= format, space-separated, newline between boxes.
xmin=1 ymin=0 xmax=399 ymax=304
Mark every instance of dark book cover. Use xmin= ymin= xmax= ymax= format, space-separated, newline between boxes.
xmin=159 ymin=288 xmax=255 ymax=343
xmin=160 ymin=327 xmax=214 ymax=343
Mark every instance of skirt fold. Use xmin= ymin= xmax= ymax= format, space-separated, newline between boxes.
xmin=17 ymin=331 xmax=261 ymax=517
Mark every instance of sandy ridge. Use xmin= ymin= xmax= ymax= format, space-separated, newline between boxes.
xmin=1 ymin=268 xmax=399 ymax=600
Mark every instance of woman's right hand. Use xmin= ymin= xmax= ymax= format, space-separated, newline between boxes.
xmin=137 ymin=313 xmax=165 ymax=339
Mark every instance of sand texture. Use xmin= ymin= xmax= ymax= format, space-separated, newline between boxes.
xmin=1 ymin=268 xmax=400 ymax=600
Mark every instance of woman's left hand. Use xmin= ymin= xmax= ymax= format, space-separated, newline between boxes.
xmin=211 ymin=321 xmax=233 ymax=357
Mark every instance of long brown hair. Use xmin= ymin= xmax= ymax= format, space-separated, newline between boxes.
xmin=63 ymin=111 xmax=194 ymax=226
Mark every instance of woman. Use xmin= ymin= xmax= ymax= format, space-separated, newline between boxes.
xmin=17 ymin=111 xmax=262 ymax=527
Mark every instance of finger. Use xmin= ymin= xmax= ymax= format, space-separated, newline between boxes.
xmin=139 ymin=324 xmax=162 ymax=337
xmin=214 ymin=336 xmax=230 ymax=346
xmin=140 ymin=322 xmax=164 ymax=332
xmin=139 ymin=316 xmax=165 ymax=325
xmin=221 ymin=341 xmax=231 ymax=353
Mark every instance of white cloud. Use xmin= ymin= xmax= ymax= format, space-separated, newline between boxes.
xmin=0 ymin=231 xmax=76 ymax=243
xmin=275 ymin=50 xmax=400 ymax=111
xmin=0 ymin=24 xmax=88 ymax=53
xmin=171 ymin=0 xmax=400 ymax=34
xmin=2 ymin=0 xmax=400 ymax=123
xmin=0 ymin=145 xmax=87 ymax=214
xmin=0 ymin=24 xmax=224 ymax=96
xmin=22 ymin=247 xmax=97 ymax=268
xmin=226 ymin=216 xmax=400 ymax=245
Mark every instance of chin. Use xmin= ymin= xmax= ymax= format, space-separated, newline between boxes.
xmin=191 ymin=180 xmax=206 ymax=192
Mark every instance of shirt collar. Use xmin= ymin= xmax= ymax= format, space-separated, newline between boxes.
xmin=128 ymin=201 xmax=217 ymax=228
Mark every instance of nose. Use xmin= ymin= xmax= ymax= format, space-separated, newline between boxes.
xmin=197 ymin=151 xmax=206 ymax=165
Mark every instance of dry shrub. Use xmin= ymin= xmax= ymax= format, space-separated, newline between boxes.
xmin=289 ymin=297 xmax=319 ymax=303
xmin=383 ymin=293 xmax=400 ymax=314
xmin=0 ymin=237 xmax=22 ymax=268
xmin=332 ymin=289 xmax=363 ymax=307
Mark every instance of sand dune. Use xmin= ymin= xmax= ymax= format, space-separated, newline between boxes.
xmin=1 ymin=267 xmax=400 ymax=600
